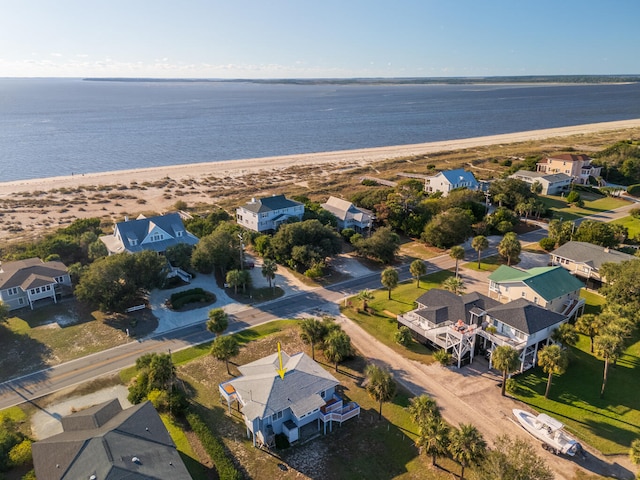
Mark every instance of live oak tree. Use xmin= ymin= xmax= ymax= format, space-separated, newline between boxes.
xmin=479 ymin=435 xmax=553 ymax=480
xmin=422 ymin=207 xmax=474 ymax=249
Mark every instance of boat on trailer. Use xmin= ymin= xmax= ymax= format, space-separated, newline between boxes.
xmin=513 ymin=409 xmax=582 ymax=456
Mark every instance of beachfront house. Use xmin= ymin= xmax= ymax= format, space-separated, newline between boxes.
xmin=423 ymin=168 xmax=479 ymax=196
xmin=320 ymin=196 xmax=374 ymax=232
xmin=488 ymin=265 xmax=585 ymax=319
xmin=396 ymin=289 xmax=569 ymax=371
xmin=536 ymin=154 xmax=602 ymax=185
xmin=0 ymin=258 xmax=71 ymax=311
xmin=32 ymin=399 xmax=191 ymax=480
xmin=236 ymin=194 xmax=305 ymax=233
xmin=99 ymin=212 xmax=199 ymax=255
xmin=550 ymin=241 xmax=638 ymax=286
xmin=509 ymin=170 xmax=572 ymax=195
xmin=219 ymin=350 xmax=360 ymax=447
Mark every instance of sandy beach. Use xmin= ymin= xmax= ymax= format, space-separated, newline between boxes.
xmin=1 ymin=118 xmax=640 ymax=242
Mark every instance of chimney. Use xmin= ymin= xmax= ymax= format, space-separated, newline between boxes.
xmin=124 ymin=215 xmax=129 ymax=222
xmin=250 ymin=197 xmax=256 ymax=204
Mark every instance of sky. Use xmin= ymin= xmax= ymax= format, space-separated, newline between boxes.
xmin=1 ymin=0 xmax=639 ymax=79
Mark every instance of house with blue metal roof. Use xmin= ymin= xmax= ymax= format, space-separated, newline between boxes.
xmin=100 ymin=212 xmax=199 ymax=255
xmin=424 ymin=168 xmax=479 ymax=196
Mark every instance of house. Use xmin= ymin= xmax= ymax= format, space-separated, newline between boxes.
xmin=236 ymin=194 xmax=305 ymax=233
xmin=423 ymin=169 xmax=479 ymax=196
xmin=396 ymin=289 xmax=569 ymax=371
xmin=550 ymin=241 xmax=638 ymax=286
xmin=321 ymin=196 xmax=374 ymax=232
xmin=100 ymin=212 xmax=199 ymax=255
xmin=509 ymin=170 xmax=572 ymax=195
xmin=536 ymin=154 xmax=602 ymax=185
xmin=31 ymin=399 xmax=191 ymax=480
xmin=0 ymin=258 xmax=71 ymax=311
xmin=219 ymin=350 xmax=360 ymax=447
xmin=488 ymin=265 xmax=585 ymax=319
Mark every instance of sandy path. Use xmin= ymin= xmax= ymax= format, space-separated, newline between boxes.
xmin=2 ymin=118 xmax=640 ymax=196
xmin=337 ymin=315 xmax=635 ymax=480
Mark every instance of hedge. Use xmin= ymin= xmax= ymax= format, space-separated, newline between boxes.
xmin=627 ymin=184 xmax=640 ymax=196
xmin=185 ymin=411 xmax=242 ymax=480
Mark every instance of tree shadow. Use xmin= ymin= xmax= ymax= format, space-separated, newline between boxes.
xmin=0 ymin=323 xmax=52 ymax=383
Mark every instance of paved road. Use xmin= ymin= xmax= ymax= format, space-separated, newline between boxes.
xmin=0 ymin=209 xmax=620 ymax=410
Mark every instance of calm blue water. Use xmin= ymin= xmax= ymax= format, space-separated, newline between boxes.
xmin=1 ymin=78 xmax=639 ymax=182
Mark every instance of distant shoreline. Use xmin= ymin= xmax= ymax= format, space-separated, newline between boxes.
xmin=2 ymin=118 xmax=640 ymax=197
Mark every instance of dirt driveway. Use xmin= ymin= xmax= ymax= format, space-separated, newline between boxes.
xmin=336 ymin=315 xmax=636 ymax=480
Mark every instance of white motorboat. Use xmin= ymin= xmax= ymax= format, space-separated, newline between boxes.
xmin=513 ymin=409 xmax=582 ymax=456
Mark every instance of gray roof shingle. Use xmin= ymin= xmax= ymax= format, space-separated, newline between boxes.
xmin=240 ymin=195 xmax=303 ymax=214
xmin=414 ymin=289 xmax=500 ymax=325
xmin=551 ymin=241 xmax=637 ymax=270
xmin=0 ymin=258 xmax=67 ymax=290
xmin=486 ymin=298 xmax=567 ymax=334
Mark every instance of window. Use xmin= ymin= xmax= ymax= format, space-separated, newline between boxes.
xmin=320 ymin=390 xmax=325 ymax=398
xmin=176 ymin=231 xmax=183 ymax=237
xmin=19 ymin=298 xmax=24 ymax=305
xmin=534 ymin=297 xmax=538 ymax=304
xmin=521 ymin=292 xmax=526 ymax=297
xmin=271 ymin=411 xmax=283 ymax=421
xmin=130 ymin=239 xmax=138 ymax=246
xmin=7 ymin=287 xmax=19 ymax=296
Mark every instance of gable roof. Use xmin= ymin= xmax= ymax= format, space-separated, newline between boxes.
xmin=489 ymin=265 xmax=584 ymax=301
xmin=547 ymin=153 xmax=591 ymax=163
xmin=32 ymin=399 xmax=191 ymax=480
xmin=551 ymin=241 xmax=637 ymax=269
xmin=438 ymin=169 xmax=478 ymax=186
xmin=240 ymin=194 xmax=303 ymax=214
xmin=414 ymin=289 xmax=499 ymax=325
xmin=102 ymin=212 xmax=198 ymax=254
xmin=0 ymin=258 xmax=68 ymax=290
xmin=487 ymin=298 xmax=567 ymax=334
xmin=226 ymin=351 xmax=339 ymax=422
xmin=321 ymin=196 xmax=373 ymax=223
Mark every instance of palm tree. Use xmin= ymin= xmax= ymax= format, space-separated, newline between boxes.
xmin=497 ymin=232 xmax=521 ymax=266
xmin=364 ymin=364 xmax=397 ymax=420
xmin=381 ymin=267 xmax=399 ymax=300
xmin=575 ymin=313 xmax=605 ymax=353
xmin=206 ymin=308 xmax=229 ymax=337
xmin=551 ymin=323 xmax=578 ymax=349
xmin=594 ymin=333 xmax=623 ymax=399
xmin=210 ymin=335 xmax=240 ymax=375
xmin=537 ymin=344 xmax=569 ymax=399
xmin=299 ymin=318 xmax=327 ymax=360
xmin=410 ymin=259 xmax=427 ymax=288
xmin=408 ymin=394 xmax=440 ymax=426
xmin=261 ymin=258 xmax=278 ymax=292
xmin=323 ymin=329 xmax=352 ymax=372
xmin=449 ymin=245 xmax=465 ymax=279
xmin=448 ymin=423 xmax=487 ymax=480
xmin=442 ymin=276 xmax=465 ymax=295
xmin=417 ymin=416 xmax=450 ymax=467
xmin=471 ymin=235 xmax=489 ymax=269
xmin=225 ymin=269 xmax=242 ymax=294
xmin=491 ymin=345 xmax=520 ymax=397
xmin=356 ymin=289 xmax=374 ymax=312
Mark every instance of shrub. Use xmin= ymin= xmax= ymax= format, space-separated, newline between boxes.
xmin=174 ymin=200 xmax=188 ymax=210
xmin=631 ymin=207 xmax=640 ymax=219
xmin=361 ymin=179 xmax=379 ymax=186
xmin=566 ymin=190 xmax=581 ymax=204
xmin=539 ymin=237 xmax=557 ymax=251
xmin=433 ymin=349 xmax=451 ymax=366
xmin=394 ymin=326 xmax=412 ymax=347
xmin=505 ymin=378 xmax=518 ymax=395
xmin=185 ymin=412 xmax=241 ymax=480
xmin=304 ymin=263 xmax=324 ymax=279
xmin=628 ymin=184 xmax=640 ymax=196
xmin=341 ymin=228 xmax=356 ymax=241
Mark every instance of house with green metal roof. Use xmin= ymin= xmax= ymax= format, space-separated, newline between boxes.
xmin=488 ymin=265 xmax=585 ymax=319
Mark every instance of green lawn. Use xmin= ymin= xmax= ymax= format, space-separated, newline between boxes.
xmin=611 ymin=215 xmax=640 ymax=240
xmin=340 ymin=271 xmax=453 ymax=364
xmin=513 ymin=291 xmax=640 ymax=455
xmin=540 ymin=194 xmax=630 ymax=221
xmin=161 ymin=413 xmax=210 ymax=480
xmin=462 ymin=254 xmax=504 ymax=272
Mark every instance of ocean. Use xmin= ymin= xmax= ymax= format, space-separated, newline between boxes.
xmin=1 ymin=78 xmax=639 ymax=182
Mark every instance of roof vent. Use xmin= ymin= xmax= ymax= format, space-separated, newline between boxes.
xmin=90 ymin=475 xmax=97 ymax=480
xmin=132 ymin=456 xmax=141 ymax=464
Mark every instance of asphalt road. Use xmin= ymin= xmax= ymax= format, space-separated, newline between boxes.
xmin=0 ymin=222 xmax=603 ymax=410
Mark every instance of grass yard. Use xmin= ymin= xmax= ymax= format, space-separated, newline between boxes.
xmin=340 ymin=271 xmax=453 ymax=364
xmin=541 ymin=194 xmax=630 ymax=222
xmin=462 ymin=254 xmax=504 ymax=272
xmin=513 ymin=291 xmax=640 ymax=455
xmin=161 ymin=413 xmax=211 ymax=480
xmin=0 ymin=302 xmax=157 ymax=382
xmin=611 ymin=214 xmax=640 ymax=240
xmin=175 ymin=321 xmax=460 ymax=480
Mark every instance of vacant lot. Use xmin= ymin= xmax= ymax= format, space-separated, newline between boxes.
xmin=541 ymin=193 xmax=630 ymax=222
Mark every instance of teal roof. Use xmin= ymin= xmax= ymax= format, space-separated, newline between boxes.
xmin=489 ymin=265 xmax=584 ymax=301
